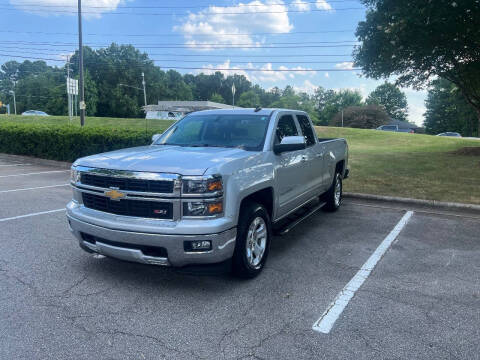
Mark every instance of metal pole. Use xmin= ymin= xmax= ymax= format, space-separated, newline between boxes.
xmin=78 ymin=0 xmax=85 ymax=126
xmin=341 ymin=109 xmax=344 ymax=127
xmin=142 ymin=72 xmax=147 ymax=137
xmin=66 ymin=56 xmax=72 ymax=122
xmin=141 ymin=72 xmax=147 ymax=107
xmin=13 ymin=91 xmax=16 ymax=115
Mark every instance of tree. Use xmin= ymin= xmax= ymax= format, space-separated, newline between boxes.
xmin=314 ymin=88 xmax=363 ymax=125
xmin=210 ymin=93 xmax=225 ymax=103
xmin=354 ymin=0 xmax=480 ymax=134
xmin=330 ymin=105 xmax=389 ymax=129
xmin=237 ymin=90 xmax=260 ymax=108
xmin=424 ymin=79 xmax=478 ymax=136
xmin=366 ymin=82 xmax=408 ymax=121
xmin=269 ymin=86 xmax=319 ymax=123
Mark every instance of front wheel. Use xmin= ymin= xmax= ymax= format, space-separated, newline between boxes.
xmin=324 ymin=172 xmax=343 ymax=212
xmin=232 ymin=202 xmax=272 ymax=278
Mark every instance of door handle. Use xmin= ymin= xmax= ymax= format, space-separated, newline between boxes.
xmin=315 ymin=153 xmax=323 ymax=158
xmin=301 ymin=155 xmax=307 ymax=162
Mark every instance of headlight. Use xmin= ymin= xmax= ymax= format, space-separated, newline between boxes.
xmin=182 ymin=175 xmax=223 ymax=195
xmin=70 ymin=166 xmax=81 ymax=184
xmin=183 ymin=200 xmax=223 ymax=217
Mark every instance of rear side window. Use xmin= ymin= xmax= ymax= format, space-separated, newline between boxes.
xmin=297 ymin=115 xmax=316 ymax=146
xmin=276 ymin=115 xmax=298 ymax=143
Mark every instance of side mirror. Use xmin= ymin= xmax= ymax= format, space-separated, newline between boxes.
xmin=151 ymin=133 xmax=162 ymax=143
xmin=273 ymin=136 xmax=306 ymax=154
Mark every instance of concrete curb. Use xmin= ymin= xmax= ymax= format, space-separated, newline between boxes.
xmin=0 ymin=153 xmax=72 ymax=169
xmin=344 ymin=192 xmax=480 ymax=211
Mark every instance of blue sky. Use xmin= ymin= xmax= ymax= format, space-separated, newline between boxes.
xmin=0 ymin=0 xmax=427 ymax=124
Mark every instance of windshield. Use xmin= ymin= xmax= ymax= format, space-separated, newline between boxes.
xmin=155 ymin=114 xmax=271 ymax=151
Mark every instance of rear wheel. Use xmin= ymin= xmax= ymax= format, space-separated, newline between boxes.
xmin=232 ymin=202 xmax=271 ymax=278
xmin=324 ymin=172 xmax=342 ymax=212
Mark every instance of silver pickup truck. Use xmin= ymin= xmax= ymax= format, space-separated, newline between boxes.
xmin=67 ymin=108 xmax=349 ymax=278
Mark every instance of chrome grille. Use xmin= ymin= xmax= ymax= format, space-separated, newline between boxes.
xmin=80 ymin=173 xmax=174 ymax=193
xmin=82 ymin=193 xmax=173 ymax=220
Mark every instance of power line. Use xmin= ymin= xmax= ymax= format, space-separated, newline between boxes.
xmin=0 ymin=39 xmax=357 ymax=46
xmin=0 ymin=29 xmax=355 ymax=37
xmin=0 ymin=51 xmax=352 ymax=64
xmin=0 ymin=43 xmax=357 ymax=50
xmin=0 ymin=47 xmax=352 ymax=58
xmin=0 ymin=0 xmax=360 ymax=9
xmin=0 ymin=53 xmax=359 ymax=72
xmin=0 ymin=6 xmax=364 ymax=15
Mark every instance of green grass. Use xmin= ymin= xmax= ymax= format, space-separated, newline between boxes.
xmin=316 ymin=126 xmax=480 ymax=205
xmin=1 ymin=115 xmax=479 ymax=204
xmin=0 ymin=114 xmax=174 ymax=133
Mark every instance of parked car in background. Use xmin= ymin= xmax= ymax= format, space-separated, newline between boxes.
xmin=376 ymin=119 xmax=419 ymax=133
xmin=376 ymin=125 xmax=414 ymax=133
xmin=436 ymin=132 xmax=462 ymax=137
xmin=21 ymin=110 xmax=49 ymax=116
xmin=67 ymin=108 xmax=349 ymax=278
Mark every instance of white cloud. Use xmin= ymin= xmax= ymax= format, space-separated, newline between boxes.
xmin=315 ymin=0 xmax=333 ymax=11
xmin=10 ymin=0 xmax=124 ymax=18
xmin=293 ymin=80 xmax=318 ymax=94
xmin=291 ymin=0 xmax=311 ymax=11
xmin=335 ymin=61 xmax=355 ymax=70
xmin=197 ymin=60 xmax=315 ymax=83
xmin=174 ymin=0 xmax=294 ymax=50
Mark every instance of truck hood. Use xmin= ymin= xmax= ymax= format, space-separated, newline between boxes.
xmin=75 ymin=145 xmax=254 ymax=175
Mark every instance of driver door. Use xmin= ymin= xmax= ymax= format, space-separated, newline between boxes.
xmin=274 ymin=114 xmax=308 ymax=219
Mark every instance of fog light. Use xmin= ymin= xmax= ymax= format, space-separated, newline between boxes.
xmin=184 ymin=240 xmax=212 ymax=252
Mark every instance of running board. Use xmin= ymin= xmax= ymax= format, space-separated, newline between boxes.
xmin=274 ymin=201 xmax=326 ymax=236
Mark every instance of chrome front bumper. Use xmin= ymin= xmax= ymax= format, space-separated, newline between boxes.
xmin=67 ymin=206 xmax=237 ymax=267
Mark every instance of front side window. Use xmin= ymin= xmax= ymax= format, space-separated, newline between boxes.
xmin=275 ymin=115 xmax=299 ymax=144
xmin=297 ymin=115 xmax=316 ymax=146
xmin=155 ymin=114 xmax=271 ymax=151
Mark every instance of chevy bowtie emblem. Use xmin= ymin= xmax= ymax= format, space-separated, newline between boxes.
xmin=104 ymin=189 xmax=126 ymax=201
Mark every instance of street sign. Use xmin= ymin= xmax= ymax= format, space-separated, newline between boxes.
xmin=67 ymin=78 xmax=79 ymax=95
xmin=79 ymin=101 xmax=86 ymax=110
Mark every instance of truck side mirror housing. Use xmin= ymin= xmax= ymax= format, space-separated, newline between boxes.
xmin=152 ymin=134 xmax=162 ymax=143
xmin=273 ymin=136 xmax=306 ymax=154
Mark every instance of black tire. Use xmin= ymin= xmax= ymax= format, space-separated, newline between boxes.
xmin=323 ymin=172 xmax=342 ymax=212
xmin=232 ymin=201 xmax=272 ymax=279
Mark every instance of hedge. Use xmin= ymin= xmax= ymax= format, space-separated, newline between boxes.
xmin=0 ymin=122 xmax=157 ymax=162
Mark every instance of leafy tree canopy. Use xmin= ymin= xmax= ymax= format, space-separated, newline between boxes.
xmin=424 ymin=79 xmax=478 ymax=136
xmin=330 ymin=104 xmax=389 ymax=129
xmin=366 ymin=82 xmax=408 ymax=121
xmin=354 ymin=0 xmax=480 ymax=129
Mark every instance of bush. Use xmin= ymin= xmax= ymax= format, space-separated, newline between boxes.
xmin=330 ymin=105 xmax=389 ymax=129
xmin=0 ymin=122 xmax=156 ymax=162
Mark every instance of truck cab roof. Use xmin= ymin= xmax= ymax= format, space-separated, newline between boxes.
xmin=188 ymin=108 xmax=308 ymax=117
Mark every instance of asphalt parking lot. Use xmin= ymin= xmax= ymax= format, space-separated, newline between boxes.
xmin=1 ymin=154 xmax=479 ymax=360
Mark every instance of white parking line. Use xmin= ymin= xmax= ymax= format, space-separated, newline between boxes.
xmin=0 ymin=184 xmax=70 ymax=193
xmin=0 ymin=170 xmax=69 ymax=178
xmin=0 ymin=163 xmax=31 ymax=167
xmin=0 ymin=209 xmax=66 ymax=222
xmin=312 ymin=210 xmax=414 ymax=334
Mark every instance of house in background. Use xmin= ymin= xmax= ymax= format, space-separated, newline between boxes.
xmin=143 ymin=101 xmax=236 ymax=120
xmin=377 ymin=119 xmax=421 ymax=133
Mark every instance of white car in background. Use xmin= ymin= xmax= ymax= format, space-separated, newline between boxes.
xmin=21 ymin=110 xmax=49 ymax=116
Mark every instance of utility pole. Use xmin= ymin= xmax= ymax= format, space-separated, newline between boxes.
xmin=78 ymin=0 xmax=85 ymax=126
xmin=66 ymin=56 xmax=72 ymax=122
xmin=9 ymin=90 xmax=16 ymax=115
xmin=141 ymin=72 xmax=147 ymax=107
xmin=341 ymin=109 xmax=344 ymax=127
xmin=231 ymin=82 xmax=236 ymax=108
